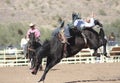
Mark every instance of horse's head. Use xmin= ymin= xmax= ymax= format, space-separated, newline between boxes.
xmin=94 ymin=19 xmax=103 ymax=27
xmin=29 ymin=32 xmax=36 ymax=45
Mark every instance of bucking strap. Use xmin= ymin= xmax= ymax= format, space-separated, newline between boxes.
xmin=81 ymin=32 xmax=87 ymax=46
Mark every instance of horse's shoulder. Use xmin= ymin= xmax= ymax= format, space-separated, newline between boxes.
xmin=83 ymin=28 xmax=94 ymax=31
xmin=83 ymin=28 xmax=98 ymax=35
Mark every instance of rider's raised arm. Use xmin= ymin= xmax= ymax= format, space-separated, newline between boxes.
xmin=84 ymin=18 xmax=95 ymax=28
xmin=91 ymin=12 xmax=95 ymax=18
xmin=84 ymin=12 xmax=95 ymax=28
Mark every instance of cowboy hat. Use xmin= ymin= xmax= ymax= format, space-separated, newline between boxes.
xmin=29 ymin=23 xmax=35 ymax=27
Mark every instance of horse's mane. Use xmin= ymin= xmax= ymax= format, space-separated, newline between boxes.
xmin=43 ymin=39 xmax=50 ymax=45
xmin=50 ymin=36 xmax=63 ymax=54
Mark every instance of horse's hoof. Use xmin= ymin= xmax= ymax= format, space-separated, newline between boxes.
xmin=29 ymin=67 xmax=34 ymax=70
xmin=96 ymin=53 xmax=100 ymax=57
xmin=106 ymin=56 xmax=110 ymax=58
xmin=104 ymin=54 xmax=110 ymax=58
xmin=38 ymin=81 xmax=44 ymax=83
xmin=31 ymin=69 xmax=37 ymax=75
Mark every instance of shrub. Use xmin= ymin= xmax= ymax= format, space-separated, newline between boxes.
xmin=0 ymin=23 xmax=27 ymax=46
xmin=5 ymin=0 xmax=11 ymax=4
xmin=40 ymin=27 xmax=52 ymax=41
xmin=99 ymin=9 xmax=107 ymax=16
xmin=0 ymin=22 xmax=52 ymax=47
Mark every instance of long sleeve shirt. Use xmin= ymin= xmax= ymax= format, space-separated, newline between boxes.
xmin=74 ymin=19 xmax=84 ymax=28
xmin=27 ymin=28 xmax=40 ymax=38
xmin=74 ymin=18 xmax=95 ymax=29
xmin=84 ymin=18 xmax=95 ymax=27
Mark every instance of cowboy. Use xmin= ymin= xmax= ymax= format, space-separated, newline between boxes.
xmin=74 ymin=12 xmax=95 ymax=30
xmin=26 ymin=23 xmax=41 ymax=42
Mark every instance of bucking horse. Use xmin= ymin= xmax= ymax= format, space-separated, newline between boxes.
xmin=31 ymin=20 xmax=108 ymax=83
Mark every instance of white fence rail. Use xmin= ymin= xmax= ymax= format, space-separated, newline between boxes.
xmin=0 ymin=49 xmax=30 ymax=67
xmin=0 ymin=47 xmax=120 ymax=67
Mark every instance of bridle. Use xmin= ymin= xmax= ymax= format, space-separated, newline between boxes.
xmin=28 ymin=32 xmax=36 ymax=53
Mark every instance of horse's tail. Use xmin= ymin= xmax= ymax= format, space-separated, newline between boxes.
xmin=94 ymin=20 xmax=103 ymax=27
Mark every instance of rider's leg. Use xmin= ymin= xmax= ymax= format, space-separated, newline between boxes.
xmin=58 ymin=30 xmax=68 ymax=57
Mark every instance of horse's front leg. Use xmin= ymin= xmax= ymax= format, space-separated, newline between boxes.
xmin=93 ymin=49 xmax=100 ymax=57
xmin=31 ymin=56 xmax=42 ymax=75
xmin=38 ymin=57 xmax=59 ymax=83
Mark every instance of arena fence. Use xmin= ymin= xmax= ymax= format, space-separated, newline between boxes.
xmin=0 ymin=47 xmax=120 ymax=67
xmin=0 ymin=49 xmax=30 ymax=67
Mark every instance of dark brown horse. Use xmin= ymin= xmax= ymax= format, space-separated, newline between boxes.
xmin=31 ymin=20 xmax=107 ymax=83
xmin=27 ymin=32 xmax=42 ymax=70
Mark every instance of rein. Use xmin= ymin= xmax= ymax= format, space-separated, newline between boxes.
xmin=28 ymin=47 xmax=35 ymax=52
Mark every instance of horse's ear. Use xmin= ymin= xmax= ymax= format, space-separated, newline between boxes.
xmin=60 ymin=21 xmax=64 ymax=28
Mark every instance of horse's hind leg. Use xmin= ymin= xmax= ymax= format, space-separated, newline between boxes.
xmin=38 ymin=57 xmax=59 ymax=82
xmin=30 ymin=59 xmax=34 ymax=69
xmin=102 ymin=39 xmax=109 ymax=57
xmin=93 ymin=49 xmax=100 ymax=57
xmin=103 ymin=44 xmax=107 ymax=56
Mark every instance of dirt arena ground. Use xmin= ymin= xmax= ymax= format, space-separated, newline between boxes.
xmin=0 ymin=63 xmax=120 ymax=83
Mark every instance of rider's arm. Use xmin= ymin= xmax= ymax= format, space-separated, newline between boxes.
xmin=84 ymin=12 xmax=95 ymax=28
xmin=84 ymin=18 xmax=95 ymax=27
xmin=91 ymin=12 xmax=95 ymax=18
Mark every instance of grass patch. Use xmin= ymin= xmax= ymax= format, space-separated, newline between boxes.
xmin=0 ymin=22 xmax=52 ymax=47
xmin=99 ymin=9 xmax=107 ymax=16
